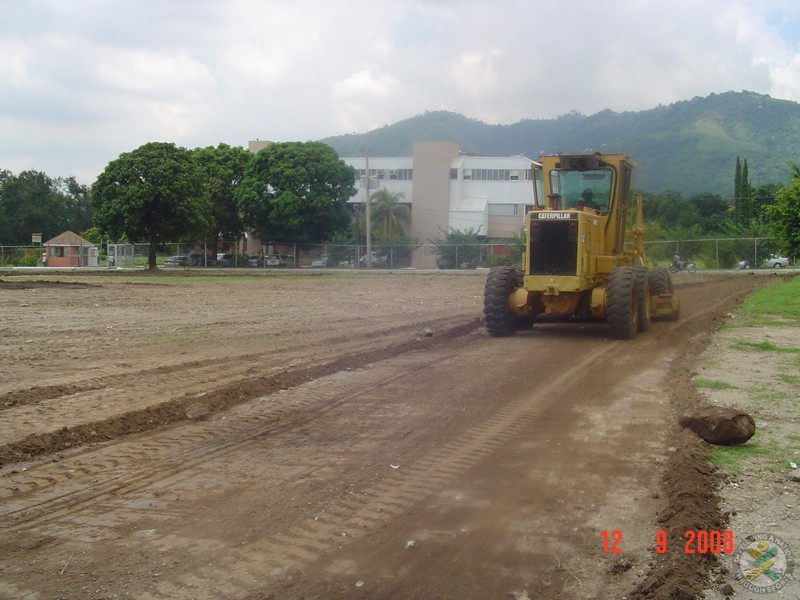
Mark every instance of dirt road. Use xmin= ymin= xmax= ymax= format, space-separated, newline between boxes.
xmin=0 ymin=271 xmax=764 ymax=599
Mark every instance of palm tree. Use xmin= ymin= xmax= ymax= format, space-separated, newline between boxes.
xmin=370 ymin=188 xmax=411 ymax=238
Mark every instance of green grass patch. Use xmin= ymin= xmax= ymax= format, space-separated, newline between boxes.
xmin=710 ymin=443 xmax=770 ymax=475
xmin=730 ymin=339 xmax=800 ymax=354
xmin=737 ymin=277 xmax=800 ymax=322
xmin=709 ymin=436 xmax=788 ymax=475
xmin=777 ymin=373 xmax=800 ymax=386
xmin=692 ymin=378 xmax=738 ymax=390
xmin=749 ymin=385 xmax=790 ymax=404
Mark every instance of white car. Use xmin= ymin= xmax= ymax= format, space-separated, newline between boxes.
xmin=762 ymin=255 xmax=789 ymax=268
xmin=266 ymin=254 xmax=294 ymax=267
xmin=163 ymin=255 xmax=189 ymax=267
xmin=311 ymin=255 xmax=330 ymax=268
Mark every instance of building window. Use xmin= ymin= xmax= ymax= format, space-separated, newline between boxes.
xmin=488 ymin=204 xmax=517 ymax=216
xmin=471 ymin=169 xmax=515 ymax=181
xmin=450 ymin=168 xmax=458 ymax=180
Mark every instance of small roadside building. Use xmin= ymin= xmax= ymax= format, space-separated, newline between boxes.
xmin=43 ymin=231 xmax=98 ymax=267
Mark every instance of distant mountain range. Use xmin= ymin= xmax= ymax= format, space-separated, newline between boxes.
xmin=320 ymin=91 xmax=800 ymax=197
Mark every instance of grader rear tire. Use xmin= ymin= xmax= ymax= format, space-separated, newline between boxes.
xmin=648 ymin=265 xmax=673 ymax=295
xmin=648 ymin=266 xmax=680 ymax=321
xmin=484 ymin=266 xmax=520 ymax=337
xmin=607 ymin=266 xmax=637 ymax=340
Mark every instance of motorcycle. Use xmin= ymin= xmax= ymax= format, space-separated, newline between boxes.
xmin=669 ymin=258 xmax=696 ymax=273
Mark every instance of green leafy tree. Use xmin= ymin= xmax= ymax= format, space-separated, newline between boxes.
xmin=92 ymin=142 xmax=210 ymax=269
xmin=324 ymin=229 xmax=358 ymax=266
xmin=60 ymin=176 xmax=94 ymax=234
xmin=735 ymin=156 xmax=754 ymax=225
xmin=501 ymin=228 xmax=526 ymax=265
xmin=370 ymin=188 xmax=410 ymax=238
xmin=190 ymin=143 xmax=252 ymax=259
xmin=752 ymin=182 xmax=781 ymax=222
xmin=642 ymin=190 xmax=701 ymax=230
xmin=430 ymin=226 xmax=483 ymax=269
xmin=767 ymin=163 xmax=800 ymax=259
xmin=688 ymin=192 xmax=730 ymax=234
xmin=373 ymin=232 xmax=417 ymax=265
xmin=0 ymin=170 xmax=71 ymax=244
xmin=236 ymin=142 xmax=355 ymax=243
xmin=720 ymin=219 xmax=773 ymax=268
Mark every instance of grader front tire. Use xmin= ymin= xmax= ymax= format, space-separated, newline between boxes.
xmin=634 ymin=266 xmax=651 ymax=332
xmin=607 ymin=266 xmax=637 ymax=340
xmin=484 ymin=266 xmax=520 ymax=337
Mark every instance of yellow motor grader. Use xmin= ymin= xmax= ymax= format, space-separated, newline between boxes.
xmin=483 ymin=152 xmax=679 ymax=339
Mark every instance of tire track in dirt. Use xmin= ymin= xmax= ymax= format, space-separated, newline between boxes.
xmin=0 ymin=314 xmax=469 ymax=412
xmin=137 ymin=342 xmax=617 ymax=600
xmin=0 ymin=316 xmax=480 ymax=465
xmin=0 ymin=340 xmax=469 ymax=520
xmin=0 ymin=273 xmax=767 ymax=600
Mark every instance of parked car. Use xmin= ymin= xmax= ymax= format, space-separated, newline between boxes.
xmin=359 ymin=252 xmax=389 ymax=267
xmin=265 ymin=254 xmax=295 ymax=267
xmin=311 ymin=255 xmax=330 ymax=268
xmin=218 ymin=254 xmax=239 ymax=267
xmin=762 ymin=255 xmax=789 ymax=268
xmin=737 ymin=255 xmax=791 ymax=269
xmin=187 ymin=252 xmax=216 ymax=266
xmin=163 ymin=255 xmax=189 ymax=267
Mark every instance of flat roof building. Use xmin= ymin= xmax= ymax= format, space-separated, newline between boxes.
xmin=342 ymin=141 xmax=540 ymax=268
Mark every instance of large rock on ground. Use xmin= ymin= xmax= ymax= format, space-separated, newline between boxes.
xmin=679 ymin=407 xmax=756 ymax=445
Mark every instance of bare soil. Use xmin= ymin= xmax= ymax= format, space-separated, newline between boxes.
xmin=0 ymin=269 xmax=769 ymax=599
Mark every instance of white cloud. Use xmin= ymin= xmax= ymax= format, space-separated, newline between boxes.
xmin=768 ymin=53 xmax=800 ymax=99
xmin=450 ymin=49 xmax=503 ymax=95
xmin=95 ymin=49 xmax=213 ymax=95
xmin=0 ymin=39 xmax=34 ymax=87
xmin=1 ymin=0 xmax=799 ymax=182
xmin=334 ymin=68 xmax=400 ymax=99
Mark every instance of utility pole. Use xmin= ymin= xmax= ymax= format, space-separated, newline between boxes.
xmin=363 ymin=147 xmax=372 ymax=268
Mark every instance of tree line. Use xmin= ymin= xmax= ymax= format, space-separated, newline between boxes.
xmin=640 ymin=156 xmax=800 ymax=266
xmin=2 ymin=142 xmax=799 ymax=268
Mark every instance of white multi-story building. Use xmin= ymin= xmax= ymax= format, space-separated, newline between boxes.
xmin=343 ymin=141 xmax=541 ymax=268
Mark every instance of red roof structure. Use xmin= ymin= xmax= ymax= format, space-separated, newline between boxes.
xmin=43 ymin=231 xmax=97 ymax=267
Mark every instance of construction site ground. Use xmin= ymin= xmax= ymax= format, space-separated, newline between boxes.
xmin=0 ymin=268 xmax=794 ymax=600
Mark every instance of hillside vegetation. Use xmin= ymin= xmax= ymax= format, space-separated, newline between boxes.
xmin=320 ymin=91 xmax=800 ymax=197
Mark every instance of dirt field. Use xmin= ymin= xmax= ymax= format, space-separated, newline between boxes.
xmin=0 ymin=269 xmax=771 ymax=599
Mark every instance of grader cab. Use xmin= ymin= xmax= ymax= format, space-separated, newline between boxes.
xmin=483 ymin=152 xmax=679 ymax=339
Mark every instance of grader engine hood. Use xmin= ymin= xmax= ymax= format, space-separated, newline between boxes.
xmin=529 ymin=211 xmax=579 ymax=277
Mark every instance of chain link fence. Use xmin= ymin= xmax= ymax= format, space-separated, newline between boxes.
xmin=0 ymin=245 xmax=42 ymax=266
xmin=644 ymin=237 xmax=782 ymax=269
xmin=0 ymin=237 xmax=790 ymax=270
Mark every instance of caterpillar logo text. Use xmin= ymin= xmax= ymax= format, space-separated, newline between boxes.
xmin=535 ymin=212 xmax=575 ymax=220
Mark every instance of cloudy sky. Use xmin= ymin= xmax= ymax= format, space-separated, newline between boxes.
xmin=2 ymin=0 xmax=800 ymax=184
